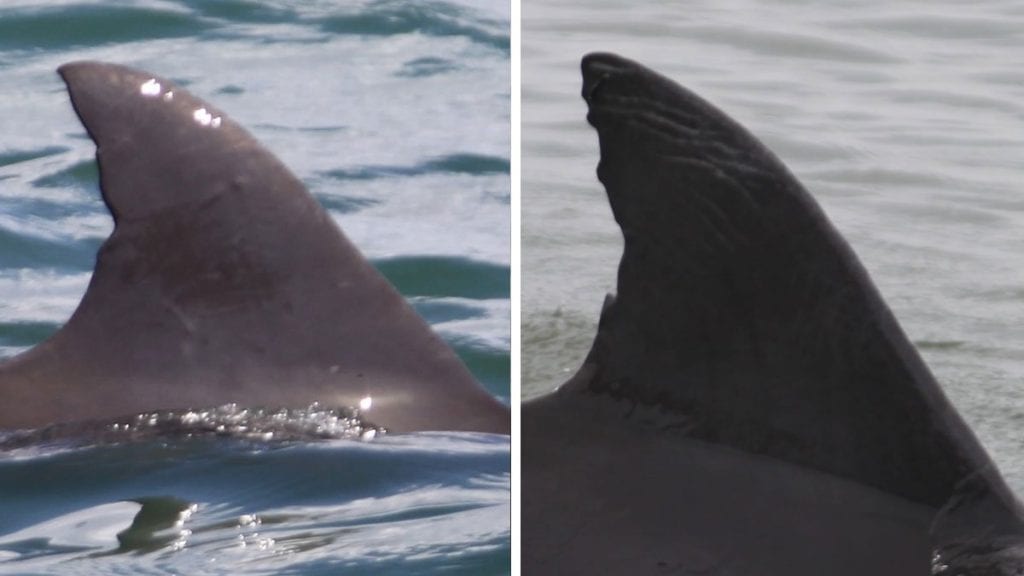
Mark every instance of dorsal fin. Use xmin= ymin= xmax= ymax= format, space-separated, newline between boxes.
xmin=563 ymin=52 xmax=1004 ymax=505
xmin=0 ymin=61 xmax=508 ymax=434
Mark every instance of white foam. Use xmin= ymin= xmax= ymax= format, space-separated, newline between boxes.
xmin=329 ymin=174 xmax=510 ymax=265
xmin=419 ymin=297 xmax=511 ymax=352
xmin=0 ymin=269 xmax=90 ymax=324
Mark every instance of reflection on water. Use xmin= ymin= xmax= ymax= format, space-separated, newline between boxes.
xmin=0 ymin=434 xmax=510 ymax=574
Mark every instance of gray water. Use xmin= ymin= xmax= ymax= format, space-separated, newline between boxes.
xmin=522 ymin=0 xmax=1024 ymax=495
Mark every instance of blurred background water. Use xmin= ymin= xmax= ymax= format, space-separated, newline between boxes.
xmin=0 ymin=0 xmax=509 ymax=574
xmin=523 ymin=0 xmax=1024 ymax=496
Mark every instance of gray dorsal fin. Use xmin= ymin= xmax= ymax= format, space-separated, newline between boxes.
xmin=0 ymin=61 xmax=508 ymax=434
xmin=565 ymin=52 xmax=1003 ymax=505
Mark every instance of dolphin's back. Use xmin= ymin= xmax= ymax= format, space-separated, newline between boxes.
xmin=524 ymin=53 xmax=1024 ymax=574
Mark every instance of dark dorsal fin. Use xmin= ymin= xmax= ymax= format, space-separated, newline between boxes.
xmin=565 ymin=52 xmax=1002 ymax=505
xmin=0 ymin=62 xmax=508 ymax=434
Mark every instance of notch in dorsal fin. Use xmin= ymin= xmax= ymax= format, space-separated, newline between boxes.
xmin=0 ymin=62 xmax=508 ymax=434
xmin=565 ymin=52 xmax=1003 ymax=506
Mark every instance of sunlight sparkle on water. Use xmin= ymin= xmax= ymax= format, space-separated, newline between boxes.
xmin=172 ymin=513 xmax=195 ymax=551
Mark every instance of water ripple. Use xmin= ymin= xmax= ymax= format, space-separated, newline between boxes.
xmin=0 ymin=5 xmax=210 ymax=50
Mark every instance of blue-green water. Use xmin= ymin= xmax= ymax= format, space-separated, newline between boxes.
xmin=0 ymin=435 xmax=509 ymax=575
xmin=0 ymin=1 xmax=510 ymax=573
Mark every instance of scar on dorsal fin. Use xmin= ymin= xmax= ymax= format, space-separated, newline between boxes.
xmin=523 ymin=53 xmax=1024 ymax=573
xmin=0 ymin=62 xmax=508 ymax=434
xmin=564 ymin=52 xmax=1013 ymax=510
